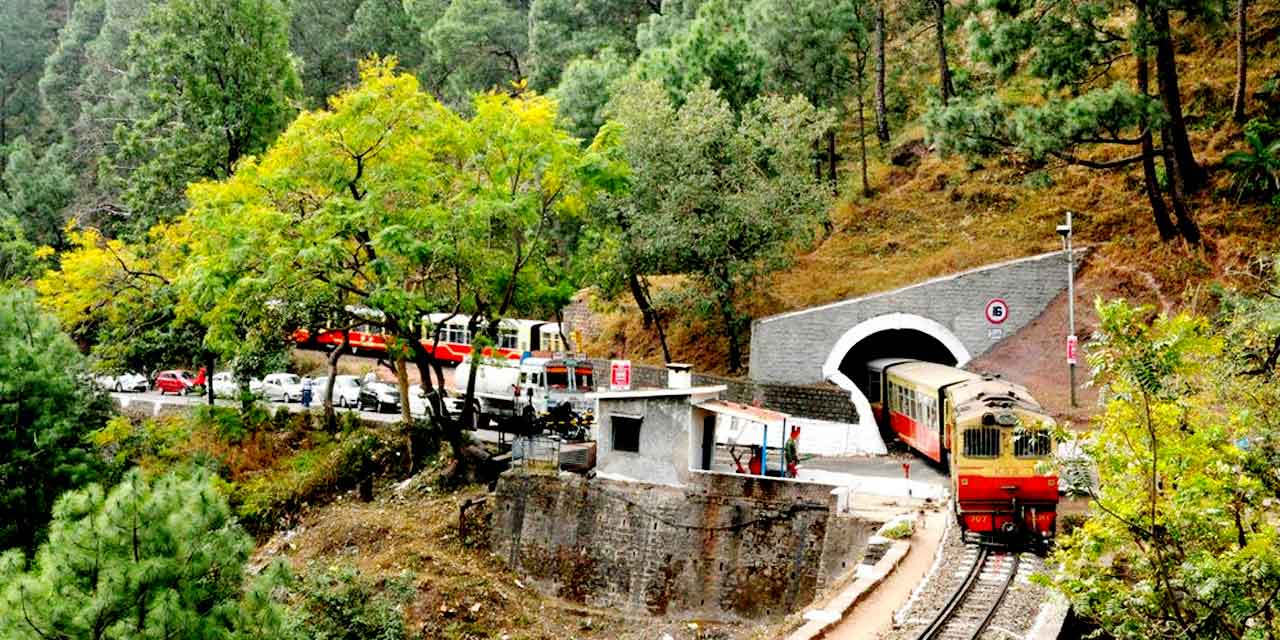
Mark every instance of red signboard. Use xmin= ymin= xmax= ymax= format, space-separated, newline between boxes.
xmin=610 ymin=360 xmax=632 ymax=390
xmin=1066 ymin=334 xmax=1078 ymax=365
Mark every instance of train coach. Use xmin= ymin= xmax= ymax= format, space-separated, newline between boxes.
xmin=867 ymin=358 xmax=1059 ymax=540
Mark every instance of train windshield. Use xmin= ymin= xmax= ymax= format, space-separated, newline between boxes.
xmin=574 ymin=369 xmax=594 ymax=391
xmin=545 ymin=367 xmax=569 ymax=389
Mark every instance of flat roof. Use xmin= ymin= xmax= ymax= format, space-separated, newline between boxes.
xmin=587 ymin=385 xmax=727 ymax=400
xmin=696 ymin=399 xmax=789 ymax=427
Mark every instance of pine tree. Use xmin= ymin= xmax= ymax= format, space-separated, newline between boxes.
xmin=0 ymin=469 xmax=297 ymax=639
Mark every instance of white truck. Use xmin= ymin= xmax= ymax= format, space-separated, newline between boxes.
xmin=455 ymin=356 xmax=596 ymax=434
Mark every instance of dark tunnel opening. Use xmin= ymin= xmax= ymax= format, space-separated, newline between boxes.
xmin=837 ymin=328 xmax=959 ymax=399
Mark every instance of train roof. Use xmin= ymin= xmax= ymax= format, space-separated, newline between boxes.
xmin=881 ymin=360 xmax=981 ymax=389
xmin=950 ymin=377 xmax=1050 ymax=423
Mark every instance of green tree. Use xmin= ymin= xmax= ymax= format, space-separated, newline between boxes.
xmin=1048 ymin=297 xmax=1280 ymax=638
xmin=551 ymin=47 xmax=629 ymax=141
xmin=0 ymin=0 xmax=57 ymax=147
xmin=631 ymin=0 xmax=763 ymax=113
xmin=114 ymin=0 xmax=300 ymax=231
xmin=426 ymin=0 xmax=529 ymax=107
xmin=0 ymin=469 xmax=297 ymax=639
xmin=178 ymin=60 xmax=621 ymax=472
xmin=289 ymin=0 xmax=363 ymax=106
xmin=348 ymin=0 xmax=428 ymax=73
xmin=604 ymin=81 xmax=831 ymax=371
xmin=0 ymin=137 xmax=76 ymax=250
xmin=0 ymin=214 xmax=40 ymax=283
xmin=927 ymin=0 xmax=1209 ymax=243
xmin=0 ymin=288 xmax=108 ymax=554
xmin=527 ymin=0 xmax=654 ymax=90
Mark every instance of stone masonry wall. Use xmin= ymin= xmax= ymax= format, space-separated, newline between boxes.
xmin=491 ymin=472 xmax=874 ymax=620
xmin=749 ymin=249 xmax=1088 ymax=386
xmin=584 ymin=358 xmax=858 ymax=423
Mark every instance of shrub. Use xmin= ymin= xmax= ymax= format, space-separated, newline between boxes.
xmin=1224 ymin=118 xmax=1280 ymax=204
xmin=297 ymin=564 xmax=417 ymax=640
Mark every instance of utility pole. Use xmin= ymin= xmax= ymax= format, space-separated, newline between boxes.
xmin=1057 ymin=212 xmax=1078 ymax=408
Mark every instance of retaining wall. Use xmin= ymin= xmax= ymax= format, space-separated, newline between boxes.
xmin=491 ymin=472 xmax=875 ymax=620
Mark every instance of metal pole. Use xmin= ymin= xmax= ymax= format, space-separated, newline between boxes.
xmin=1066 ymin=211 xmax=1077 ymax=408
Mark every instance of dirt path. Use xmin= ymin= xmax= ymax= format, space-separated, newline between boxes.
xmin=824 ymin=508 xmax=947 ymax=640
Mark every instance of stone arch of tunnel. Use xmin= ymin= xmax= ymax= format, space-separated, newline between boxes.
xmin=821 ymin=312 xmax=972 ymax=427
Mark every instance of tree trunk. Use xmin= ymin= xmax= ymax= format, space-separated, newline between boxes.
xmin=1151 ymin=6 xmax=1205 ymax=192
xmin=856 ymin=84 xmax=871 ymax=197
xmin=812 ymin=138 xmax=823 ymax=182
xmin=826 ymin=128 xmax=838 ymax=189
xmin=718 ymin=279 xmax=743 ymax=373
xmin=323 ymin=331 xmax=350 ymax=432
xmin=395 ymin=355 xmax=412 ymax=425
xmin=1161 ymin=126 xmax=1203 ymax=244
xmin=874 ymin=0 xmax=890 ymax=144
xmin=1135 ymin=24 xmax=1177 ymax=241
xmin=934 ymin=0 xmax=954 ymax=106
xmin=628 ymin=271 xmax=672 ymax=362
xmin=205 ymin=353 xmax=215 ymax=406
xmin=1232 ymin=0 xmax=1248 ymax=122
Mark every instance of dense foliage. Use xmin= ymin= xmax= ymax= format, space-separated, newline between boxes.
xmin=1049 ymin=288 xmax=1280 ymax=638
xmin=0 ymin=469 xmax=296 ymax=639
xmin=0 ymin=289 xmax=108 ymax=553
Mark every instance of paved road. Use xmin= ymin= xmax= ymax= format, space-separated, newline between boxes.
xmin=108 ymin=390 xmax=517 ymax=444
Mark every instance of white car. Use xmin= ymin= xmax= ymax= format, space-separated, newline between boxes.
xmin=211 ymin=372 xmax=240 ymax=398
xmin=321 ymin=375 xmax=362 ymax=408
xmin=94 ymin=372 xmax=149 ymax=393
xmin=408 ymin=384 xmax=463 ymax=418
xmin=260 ymin=373 xmax=303 ymax=403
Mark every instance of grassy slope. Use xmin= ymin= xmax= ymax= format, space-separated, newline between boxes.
xmin=584 ymin=2 xmax=1280 ymax=376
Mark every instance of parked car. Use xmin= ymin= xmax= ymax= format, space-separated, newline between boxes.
xmin=154 ymin=370 xmax=197 ymax=395
xmin=319 ymin=375 xmax=362 ymax=408
xmin=211 ymin=372 xmax=243 ymax=398
xmin=359 ymin=381 xmax=401 ymax=413
xmin=94 ymin=372 xmax=148 ymax=393
xmin=261 ymin=373 xmax=303 ymax=403
xmin=407 ymin=384 xmax=463 ymax=418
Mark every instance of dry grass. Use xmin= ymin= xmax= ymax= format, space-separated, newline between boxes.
xmin=258 ymin=477 xmax=785 ymax=639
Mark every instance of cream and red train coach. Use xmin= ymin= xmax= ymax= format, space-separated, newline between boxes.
xmin=867 ymin=358 xmax=1059 ymax=539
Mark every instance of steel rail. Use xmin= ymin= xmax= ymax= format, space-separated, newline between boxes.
xmin=966 ymin=551 xmax=1020 ymax=640
xmin=914 ymin=545 xmax=989 ymax=640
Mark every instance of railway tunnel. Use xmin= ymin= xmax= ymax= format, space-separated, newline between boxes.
xmin=819 ymin=312 xmax=971 ymax=429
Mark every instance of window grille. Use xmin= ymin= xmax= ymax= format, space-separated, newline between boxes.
xmin=962 ymin=427 xmax=1001 ymax=458
xmin=1014 ymin=431 xmax=1052 ymax=457
xmin=499 ymin=328 xmax=519 ymax=349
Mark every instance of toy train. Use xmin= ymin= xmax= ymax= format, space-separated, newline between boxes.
xmin=867 ymin=359 xmax=1058 ymax=540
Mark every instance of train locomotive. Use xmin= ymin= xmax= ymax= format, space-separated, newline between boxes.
xmin=867 ymin=359 xmax=1059 ymax=541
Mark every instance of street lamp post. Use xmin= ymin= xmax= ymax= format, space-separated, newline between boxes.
xmin=1057 ymin=211 xmax=1077 ymax=408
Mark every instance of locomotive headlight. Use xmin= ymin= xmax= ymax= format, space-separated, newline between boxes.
xmin=995 ymin=413 xmax=1019 ymax=426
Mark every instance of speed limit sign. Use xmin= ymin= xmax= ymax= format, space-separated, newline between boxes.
xmin=984 ymin=298 xmax=1009 ymax=324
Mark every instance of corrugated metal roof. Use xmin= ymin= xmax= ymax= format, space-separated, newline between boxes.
xmin=696 ymin=399 xmax=789 ymax=427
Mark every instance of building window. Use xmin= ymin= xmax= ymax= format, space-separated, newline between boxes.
xmin=962 ymin=427 xmax=1001 ymax=458
xmin=611 ymin=415 xmax=642 ymax=453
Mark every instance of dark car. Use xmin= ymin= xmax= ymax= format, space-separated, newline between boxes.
xmin=358 ymin=381 xmax=401 ymax=413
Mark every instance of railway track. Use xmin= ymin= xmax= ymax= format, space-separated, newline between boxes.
xmin=912 ymin=544 xmax=1021 ymax=640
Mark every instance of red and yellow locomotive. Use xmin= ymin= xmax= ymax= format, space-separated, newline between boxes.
xmin=867 ymin=359 xmax=1058 ymax=539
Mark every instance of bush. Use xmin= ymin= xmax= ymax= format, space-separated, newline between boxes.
xmin=297 ymin=565 xmax=417 ymax=640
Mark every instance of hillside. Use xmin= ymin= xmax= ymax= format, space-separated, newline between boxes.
xmin=582 ymin=2 xmax=1280 ymax=377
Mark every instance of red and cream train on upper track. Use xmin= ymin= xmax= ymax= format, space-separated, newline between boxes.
xmin=867 ymin=358 xmax=1059 ymax=539
xmin=294 ymin=313 xmax=569 ymax=365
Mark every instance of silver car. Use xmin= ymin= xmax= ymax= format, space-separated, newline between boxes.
xmin=261 ymin=373 xmax=303 ymax=403
xmin=94 ymin=372 xmax=149 ymax=393
xmin=313 ymin=375 xmax=361 ymax=408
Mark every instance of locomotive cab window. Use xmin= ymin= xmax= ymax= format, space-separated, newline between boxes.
xmin=868 ymin=371 xmax=882 ymax=403
xmin=1014 ymin=430 xmax=1052 ymax=457
xmin=962 ymin=427 xmax=1001 ymax=458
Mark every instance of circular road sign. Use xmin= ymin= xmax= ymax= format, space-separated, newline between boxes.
xmin=985 ymin=298 xmax=1009 ymax=324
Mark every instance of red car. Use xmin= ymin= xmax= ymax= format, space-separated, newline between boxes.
xmin=154 ymin=370 xmax=197 ymax=395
